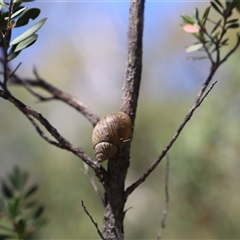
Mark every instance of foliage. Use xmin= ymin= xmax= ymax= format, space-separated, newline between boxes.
xmin=0 ymin=166 xmax=46 ymax=239
xmin=0 ymin=0 xmax=46 ymax=61
xmin=181 ymin=0 xmax=240 ymax=60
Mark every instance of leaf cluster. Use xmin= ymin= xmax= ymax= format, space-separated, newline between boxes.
xmin=0 ymin=166 xmax=46 ymax=239
xmin=0 ymin=0 xmax=46 ymax=61
xmin=181 ymin=0 xmax=240 ymax=61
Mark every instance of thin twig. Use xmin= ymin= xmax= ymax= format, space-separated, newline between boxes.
xmin=9 ymin=62 xmax=22 ymax=78
xmin=156 ymin=155 xmax=170 ymax=240
xmin=125 ymin=80 xmax=218 ymax=197
xmin=81 ymin=163 xmax=105 ymax=206
xmin=81 ymin=200 xmax=105 ymax=240
xmin=0 ymin=89 xmax=108 ymax=185
xmin=220 ymin=34 xmax=240 ymax=64
xmin=8 ymin=71 xmax=100 ymax=126
xmin=23 ymin=113 xmax=63 ymax=148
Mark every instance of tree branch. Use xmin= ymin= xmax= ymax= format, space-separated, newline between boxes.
xmin=121 ymin=0 xmax=144 ymax=124
xmin=7 ymin=69 xmax=100 ymax=127
xmin=125 ymin=29 xmax=240 ymax=197
xmin=0 ymin=90 xmax=108 ymax=185
xmin=125 ymin=80 xmax=218 ymax=197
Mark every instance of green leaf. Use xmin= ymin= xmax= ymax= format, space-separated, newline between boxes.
xmin=227 ymin=23 xmax=239 ymax=28
xmin=211 ymin=19 xmax=222 ymax=34
xmin=235 ymin=0 xmax=240 ymax=12
xmin=15 ymin=8 xmax=41 ymax=27
xmin=10 ymin=18 xmax=46 ymax=46
xmin=0 ymin=198 xmax=5 ymax=212
xmin=211 ymin=1 xmax=223 ymax=15
xmin=34 ymin=218 xmax=47 ymax=228
xmin=213 ymin=0 xmax=223 ymax=8
xmin=227 ymin=18 xmax=239 ymax=24
xmin=7 ymin=49 xmax=21 ymax=61
xmin=7 ymin=6 xmax=26 ymax=20
xmin=13 ymin=2 xmax=22 ymax=11
xmin=186 ymin=43 xmax=203 ymax=53
xmin=221 ymin=38 xmax=229 ymax=45
xmin=1 ymin=181 xmax=13 ymax=199
xmin=181 ymin=15 xmax=196 ymax=24
xmin=24 ymin=184 xmax=38 ymax=199
xmin=8 ymin=198 xmax=20 ymax=218
xmin=8 ymin=167 xmax=30 ymax=191
xmin=15 ymin=218 xmax=26 ymax=239
xmin=0 ymin=234 xmax=16 ymax=239
xmin=226 ymin=0 xmax=236 ymax=9
xmin=195 ymin=8 xmax=199 ymax=20
xmin=14 ymin=33 xmax=38 ymax=52
xmin=24 ymin=200 xmax=37 ymax=208
xmin=0 ymin=225 xmax=14 ymax=234
xmin=34 ymin=206 xmax=44 ymax=219
xmin=202 ymin=6 xmax=211 ymax=26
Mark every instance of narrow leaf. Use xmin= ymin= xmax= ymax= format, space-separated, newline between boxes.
xmin=8 ymin=6 xmax=27 ymax=20
xmin=24 ymin=184 xmax=38 ymax=199
xmin=14 ymin=33 xmax=38 ymax=52
xmin=213 ymin=0 xmax=223 ymax=8
xmin=186 ymin=43 xmax=203 ymax=53
xmin=211 ymin=19 xmax=222 ymax=34
xmin=227 ymin=18 xmax=239 ymax=24
xmin=227 ymin=23 xmax=239 ymax=28
xmin=211 ymin=1 xmax=223 ymax=15
xmin=1 ymin=181 xmax=13 ymax=199
xmin=15 ymin=218 xmax=26 ymax=238
xmin=24 ymin=200 xmax=37 ymax=208
xmin=0 ymin=225 xmax=13 ymax=233
xmin=236 ymin=0 xmax=240 ymax=13
xmin=202 ymin=6 xmax=211 ymax=26
xmin=195 ymin=8 xmax=199 ymax=20
xmin=34 ymin=206 xmax=44 ymax=219
xmin=8 ymin=198 xmax=20 ymax=218
xmin=181 ymin=15 xmax=196 ymax=24
xmin=10 ymin=18 xmax=46 ymax=46
xmin=221 ymin=38 xmax=229 ymax=45
xmin=0 ymin=198 xmax=5 ymax=211
xmin=0 ymin=234 xmax=16 ymax=239
xmin=7 ymin=50 xmax=21 ymax=61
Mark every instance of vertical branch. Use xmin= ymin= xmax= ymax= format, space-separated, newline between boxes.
xmin=103 ymin=1 xmax=145 ymax=240
xmin=121 ymin=0 xmax=145 ymax=125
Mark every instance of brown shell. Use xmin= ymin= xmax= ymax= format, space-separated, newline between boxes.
xmin=92 ymin=112 xmax=132 ymax=162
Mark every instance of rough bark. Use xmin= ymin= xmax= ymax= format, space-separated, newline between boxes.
xmin=102 ymin=0 xmax=145 ymax=239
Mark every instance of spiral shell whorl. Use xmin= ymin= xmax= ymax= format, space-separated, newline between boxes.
xmin=92 ymin=112 xmax=132 ymax=162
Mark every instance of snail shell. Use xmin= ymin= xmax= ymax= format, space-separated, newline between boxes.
xmin=92 ymin=112 xmax=132 ymax=162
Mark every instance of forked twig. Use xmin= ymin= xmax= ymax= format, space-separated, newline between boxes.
xmin=0 ymin=89 xmax=108 ymax=185
xmin=81 ymin=163 xmax=105 ymax=206
xmin=7 ymin=68 xmax=100 ymax=126
xmin=81 ymin=200 xmax=105 ymax=240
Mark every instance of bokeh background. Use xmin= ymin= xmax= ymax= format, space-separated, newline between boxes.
xmin=1 ymin=1 xmax=240 ymax=239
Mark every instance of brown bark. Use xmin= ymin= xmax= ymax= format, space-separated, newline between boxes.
xmin=102 ymin=0 xmax=145 ymax=239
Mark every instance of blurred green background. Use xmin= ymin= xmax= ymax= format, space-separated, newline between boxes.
xmin=1 ymin=1 xmax=240 ymax=239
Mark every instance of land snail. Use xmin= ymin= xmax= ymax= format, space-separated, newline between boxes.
xmin=92 ymin=112 xmax=132 ymax=162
